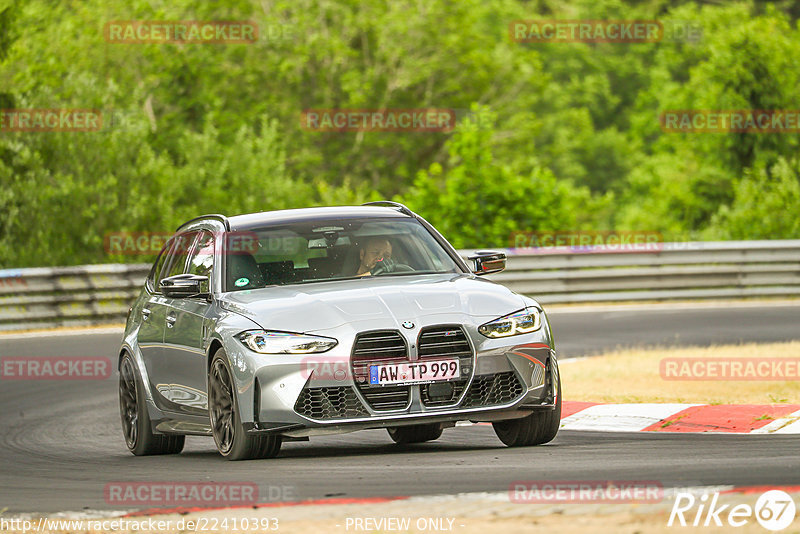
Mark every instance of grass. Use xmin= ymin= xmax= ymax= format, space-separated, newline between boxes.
xmin=562 ymin=341 xmax=800 ymax=404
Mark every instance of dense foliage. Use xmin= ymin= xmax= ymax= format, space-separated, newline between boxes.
xmin=1 ymin=0 xmax=799 ymax=267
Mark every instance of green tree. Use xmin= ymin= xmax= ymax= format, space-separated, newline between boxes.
xmin=705 ymin=158 xmax=800 ymax=240
xmin=400 ymin=110 xmax=595 ymax=248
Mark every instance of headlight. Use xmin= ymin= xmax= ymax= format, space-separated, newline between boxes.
xmin=478 ymin=308 xmax=542 ymax=338
xmin=238 ymin=330 xmax=338 ymax=354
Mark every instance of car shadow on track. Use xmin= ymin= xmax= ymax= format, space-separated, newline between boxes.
xmin=171 ymin=429 xmax=507 ymax=461
xmin=175 ymin=442 xmax=504 ymax=461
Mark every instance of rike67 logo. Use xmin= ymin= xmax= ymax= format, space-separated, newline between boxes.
xmin=669 ymin=490 xmax=796 ymax=531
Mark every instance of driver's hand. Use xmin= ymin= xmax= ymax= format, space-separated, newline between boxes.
xmin=370 ymin=257 xmax=396 ymax=275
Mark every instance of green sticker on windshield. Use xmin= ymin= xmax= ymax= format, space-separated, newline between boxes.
xmin=234 ymin=277 xmax=249 ymax=287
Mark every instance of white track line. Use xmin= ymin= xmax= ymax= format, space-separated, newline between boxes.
xmin=751 ymin=409 xmax=800 ymax=434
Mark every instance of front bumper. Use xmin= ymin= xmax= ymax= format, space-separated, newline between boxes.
xmin=244 ymin=341 xmax=559 ymax=437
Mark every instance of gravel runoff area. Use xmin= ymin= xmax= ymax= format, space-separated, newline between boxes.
xmin=3 ymin=487 xmax=798 ymax=534
xmin=562 ymin=340 xmax=800 ymax=405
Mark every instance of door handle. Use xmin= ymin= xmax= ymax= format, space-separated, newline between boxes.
xmin=142 ymin=308 xmax=151 ymax=320
xmin=166 ymin=313 xmax=177 ymax=328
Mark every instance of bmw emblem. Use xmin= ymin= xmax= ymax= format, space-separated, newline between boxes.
xmin=401 ymin=321 xmax=415 ymax=329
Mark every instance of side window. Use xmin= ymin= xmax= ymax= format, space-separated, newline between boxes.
xmin=161 ymin=231 xmax=198 ymax=282
xmin=187 ymin=230 xmax=214 ymax=279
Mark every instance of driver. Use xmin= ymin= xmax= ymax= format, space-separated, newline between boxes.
xmin=356 ymin=237 xmax=392 ymax=276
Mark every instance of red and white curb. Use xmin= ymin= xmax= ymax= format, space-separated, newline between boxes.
xmin=560 ymin=401 xmax=800 ymax=434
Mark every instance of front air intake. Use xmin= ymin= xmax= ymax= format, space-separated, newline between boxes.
xmin=294 ymin=386 xmax=369 ymax=420
xmin=461 ymin=372 xmax=525 ymax=408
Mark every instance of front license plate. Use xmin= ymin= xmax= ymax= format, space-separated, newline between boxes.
xmin=369 ymin=359 xmax=460 ymax=386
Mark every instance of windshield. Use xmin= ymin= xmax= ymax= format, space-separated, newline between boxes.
xmin=224 ymin=217 xmax=462 ymax=291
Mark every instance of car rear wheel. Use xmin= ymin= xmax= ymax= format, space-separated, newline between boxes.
xmin=492 ymin=376 xmax=561 ymax=447
xmin=209 ymin=349 xmax=282 ymax=461
xmin=387 ymin=423 xmax=443 ymax=444
xmin=119 ymin=353 xmax=185 ymax=455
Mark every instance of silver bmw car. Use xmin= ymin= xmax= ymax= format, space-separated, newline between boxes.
xmin=118 ymin=202 xmax=561 ymax=460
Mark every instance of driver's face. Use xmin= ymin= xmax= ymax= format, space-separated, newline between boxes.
xmin=359 ymin=239 xmax=392 ymax=273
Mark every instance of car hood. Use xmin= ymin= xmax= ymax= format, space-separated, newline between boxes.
xmin=217 ymin=273 xmax=528 ymax=333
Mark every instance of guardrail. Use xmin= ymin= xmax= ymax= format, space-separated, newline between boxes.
xmin=0 ymin=264 xmax=150 ymax=332
xmin=1 ymin=240 xmax=798 ymax=331
xmin=481 ymin=239 xmax=800 ymax=304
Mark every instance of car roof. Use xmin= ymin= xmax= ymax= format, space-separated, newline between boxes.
xmin=178 ymin=205 xmax=412 ymax=232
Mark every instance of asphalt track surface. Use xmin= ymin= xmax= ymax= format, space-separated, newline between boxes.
xmin=0 ymin=303 xmax=799 ymax=513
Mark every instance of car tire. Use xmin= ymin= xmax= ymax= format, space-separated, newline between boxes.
xmin=209 ymin=349 xmax=282 ymax=461
xmin=492 ymin=376 xmax=561 ymax=447
xmin=119 ymin=353 xmax=185 ymax=456
xmin=387 ymin=423 xmax=443 ymax=444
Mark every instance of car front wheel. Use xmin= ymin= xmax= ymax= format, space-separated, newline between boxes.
xmin=209 ymin=349 xmax=282 ymax=460
xmin=492 ymin=376 xmax=561 ymax=447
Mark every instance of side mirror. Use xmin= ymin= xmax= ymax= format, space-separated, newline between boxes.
xmin=159 ymin=274 xmax=209 ymax=298
xmin=468 ymin=251 xmax=506 ymax=275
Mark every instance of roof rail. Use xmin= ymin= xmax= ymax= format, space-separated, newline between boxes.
xmin=361 ymin=201 xmax=414 ymax=217
xmin=176 ymin=214 xmax=231 ymax=231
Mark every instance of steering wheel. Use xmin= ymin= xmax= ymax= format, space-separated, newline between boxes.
xmin=370 ymin=258 xmax=396 ymax=276
xmin=370 ymin=259 xmax=414 ymax=276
